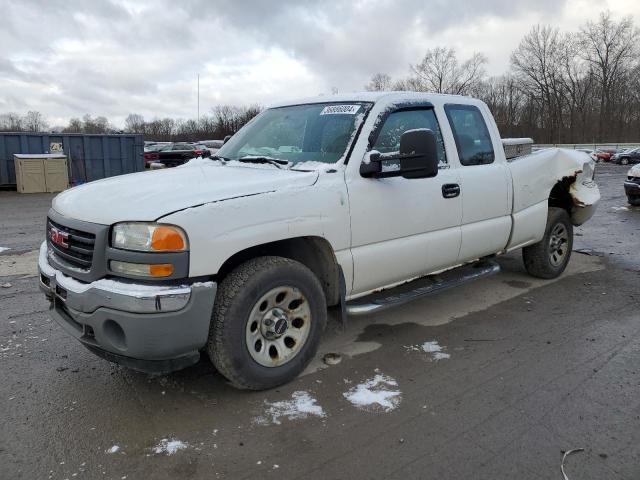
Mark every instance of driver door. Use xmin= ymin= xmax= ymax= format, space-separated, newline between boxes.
xmin=347 ymin=105 xmax=462 ymax=296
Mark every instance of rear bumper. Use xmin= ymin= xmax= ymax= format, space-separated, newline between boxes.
xmin=38 ymin=242 xmax=216 ymax=373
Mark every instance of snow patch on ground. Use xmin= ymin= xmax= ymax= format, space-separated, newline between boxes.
xmin=343 ymin=373 xmax=401 ymax=412
xmin=106 ymin=445 xmax=120 ymax=454
xmin=0 ymin=247 xmax=10 ymax=253
xmin=405 ymin=340 xmax=451 ymax=361
xmin=152 ymin=438 xmax=188 ymax=455
xmin=255 ymin=391 xmax=325 ymax=425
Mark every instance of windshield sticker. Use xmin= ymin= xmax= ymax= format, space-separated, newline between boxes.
xmin=320 ymin=104 xmax=360 ymax=115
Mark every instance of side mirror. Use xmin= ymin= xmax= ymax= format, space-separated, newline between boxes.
xmin=399 ymin=128 xmax=439 ymax=179
xmin=223 ymin=135 xmax=232 ymax=145
xmin=360 ymin=129 xmax=439 ymax=179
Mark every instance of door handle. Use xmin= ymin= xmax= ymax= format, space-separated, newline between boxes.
xmin=442 ymin=183 xmax=460 ymax=198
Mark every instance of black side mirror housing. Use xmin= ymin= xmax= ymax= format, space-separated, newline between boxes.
xmin=399 ymin=129 xmax=439 ymax=179
xmin=360 ymin=129 xmax=439 ymax=179
xmin=223 ymin=135 xmax=232 ymax=145
xmin=359 ymin=150 xmax=382 ymax=176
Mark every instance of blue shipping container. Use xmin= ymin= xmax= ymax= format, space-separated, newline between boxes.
xmin=0 ymin=133 xmax=144 ymax=187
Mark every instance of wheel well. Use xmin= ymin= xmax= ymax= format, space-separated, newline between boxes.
xmin=216 ymin=237 xmax=341 ymax=307
xmin=548 ymin=179 xmax=573 ymax=214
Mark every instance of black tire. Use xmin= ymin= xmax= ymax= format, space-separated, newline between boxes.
xmin=628 ymin=195 xmax=640 ymax=206
xmin=621 ymin=158 xmax=629 ymax=165
xmin=207 ymin=256 xmax=326 ymax=390
xmin=523 ymin=208 xmax=573 ymax=279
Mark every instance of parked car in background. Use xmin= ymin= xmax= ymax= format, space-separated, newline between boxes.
xmin=143 ymin=142 xmax=172 ymax=168
xmin=156 ymin=142 xmax=211 ymax=168
xmin=592 ymin=149 xmax=616 ymax=162
xmin=199 ymin=140 xmax=224 ymax=154
xmin=612 ymin=148 xmax=640 ymax=165
xmin=624 ymin=164 xmax=640 ymax=206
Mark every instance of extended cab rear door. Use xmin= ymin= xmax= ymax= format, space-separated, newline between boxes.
xmin=347 ymin=104 xmax=463 ymax=296
xmin=443 ymin=103 xmax=512 ymax=262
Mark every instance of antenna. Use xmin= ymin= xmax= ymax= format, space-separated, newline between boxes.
xmin=197 ymin=73 xmax=200 ymax=124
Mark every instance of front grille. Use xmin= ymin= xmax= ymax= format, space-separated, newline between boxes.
xmin=48 ymin=218 xmax=96 ymax=270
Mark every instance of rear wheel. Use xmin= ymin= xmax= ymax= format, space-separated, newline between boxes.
xmin=621 ymin=157 xmax=629 ymax=165
xmin=523 ymin=208 xmax=573 ymax=279
xmin=207 ymin=256 xmax=326 ymax=390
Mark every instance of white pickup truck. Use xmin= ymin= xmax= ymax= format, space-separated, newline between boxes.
xmin=38 ymin=92 xmax=600 ymax=389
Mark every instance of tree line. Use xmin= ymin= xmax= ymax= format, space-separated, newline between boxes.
xmin=0 ymin=106 xmax=261 ymax=142
xmin=2 ymin=11 xmax=638 ymax=144
xmin=122 ymin=105 xmax=261 ymax=142
xmin=366 ymin=11 xmax=640 ymax=144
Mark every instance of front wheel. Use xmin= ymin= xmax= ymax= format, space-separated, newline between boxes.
xmin=207 ymin=256 xmax=326 ymax=390
xmin=523 ymin=208 xmax=573 ymax=279
xmin=628 ymin=195 xmax=640 ymax=206
xmin=621 ymin=158 xmax=629 ymax=165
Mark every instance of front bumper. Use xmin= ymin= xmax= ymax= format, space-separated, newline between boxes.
xmin=624 ymin=180 xmax=640 ymax=196
xmin=38 ymin=242 xmax=216 ymax=373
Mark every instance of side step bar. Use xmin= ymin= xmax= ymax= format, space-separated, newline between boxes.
xmin=346 ymin=260 xmax=500 ymax=316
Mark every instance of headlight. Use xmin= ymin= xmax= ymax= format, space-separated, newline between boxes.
xmin=112 ymin=223 xmax=188 ymax=252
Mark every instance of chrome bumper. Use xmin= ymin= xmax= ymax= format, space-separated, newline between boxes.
xmin=38 ymin=242 xmax=208 ymax=314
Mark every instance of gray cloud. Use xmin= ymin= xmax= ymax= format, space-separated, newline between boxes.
xmin=0 ymin=0 xmax=633 ymax=127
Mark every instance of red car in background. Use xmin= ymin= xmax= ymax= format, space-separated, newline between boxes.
xmin=143 ymin=142 xmax=171 ymax=167
xmin=593 ymin=149 xmax=616 ymax=162
xmin=143 ymin=142 xmax=211 ymax=168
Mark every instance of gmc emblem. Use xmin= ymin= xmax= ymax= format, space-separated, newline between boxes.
xmin=50 ymin=226 xmax=69 ymax=248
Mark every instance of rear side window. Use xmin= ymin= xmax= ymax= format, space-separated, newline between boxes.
xmin=445 ymin=104 xmax=494 ymax=166
xmin=371 ymin=108 xmax=447 ymax=166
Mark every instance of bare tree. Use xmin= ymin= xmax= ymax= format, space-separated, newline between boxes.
xmin=0 ymin=112 xmax=24 ymax=131
xmin=23 ymin=110 xmax=48 ymax=132
xmin=124 ymin=113 xmax=146 ymax=133
xmin=365 ymin=73 xmax=393 ymax=91
xmin=579 ymin=11 xmax=640 ymax=139
xmin=511 ymin=26 xmax=563 ymax=142
xmin=64 ymin=118 xmax=83 ymax=133
xmin=410 ymin=47 xmax=488 ymax=95
xmin=476 ymin=75 xmax=525 ymax=135
xmin=79 ymin=114 xmax=110 ymax=134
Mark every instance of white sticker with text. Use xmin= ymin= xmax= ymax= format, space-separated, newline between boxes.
xmin=320 ymin=104 xmax=360 ymax=115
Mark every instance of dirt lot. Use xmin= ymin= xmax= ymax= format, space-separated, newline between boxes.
xmin=1 ymin=163 xmax=639 ymax=479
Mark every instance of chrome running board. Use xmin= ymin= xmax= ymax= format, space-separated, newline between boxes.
xmin=346 ymin=260 xmax=500 ymax=316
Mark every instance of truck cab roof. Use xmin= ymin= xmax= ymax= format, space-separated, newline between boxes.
xmin=268 ymin=91 xmax=483 ymax=109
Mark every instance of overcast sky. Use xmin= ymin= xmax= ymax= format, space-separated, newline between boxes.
xmin=0 ymin=0 xmax=638 ymax=127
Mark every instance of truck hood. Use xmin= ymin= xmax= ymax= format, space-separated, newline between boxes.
xmin=52 ymin=162 xmax=319 ymax=225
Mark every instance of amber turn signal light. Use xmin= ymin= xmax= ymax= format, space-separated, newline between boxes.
xmin=149 ymin=263 xmax=174 ymax=277
xmin=151 ymin=226 xmax=186 ymax=251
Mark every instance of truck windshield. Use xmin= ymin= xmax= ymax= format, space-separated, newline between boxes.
xmin=216 ymin=102 xmax=372 ymax=166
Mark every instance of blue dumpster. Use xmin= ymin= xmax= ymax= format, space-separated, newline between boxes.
xmin=0 ymin=133 xmax=144 ymax=187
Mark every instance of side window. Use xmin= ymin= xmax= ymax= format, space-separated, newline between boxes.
xmin=445 ymin=105 xmax=494 ymax=166
xmin=371 ymin=108 xmax=447 ymax=166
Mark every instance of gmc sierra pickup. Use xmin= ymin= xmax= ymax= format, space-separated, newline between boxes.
xmin=38 ymin=92 xmax=600 ymax=389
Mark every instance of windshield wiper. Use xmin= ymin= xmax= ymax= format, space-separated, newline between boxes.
xmin=237 ymin=156 xmax=290 ymax=169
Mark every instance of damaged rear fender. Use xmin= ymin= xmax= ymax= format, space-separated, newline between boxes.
xmin=510 ymin=148 xmax=600 ymax=226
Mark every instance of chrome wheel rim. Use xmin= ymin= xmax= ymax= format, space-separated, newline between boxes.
xmin=549 ymin=223 xmax=569 ymax=266
xmin=245 ymin=286 xmax=311 ymax=367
